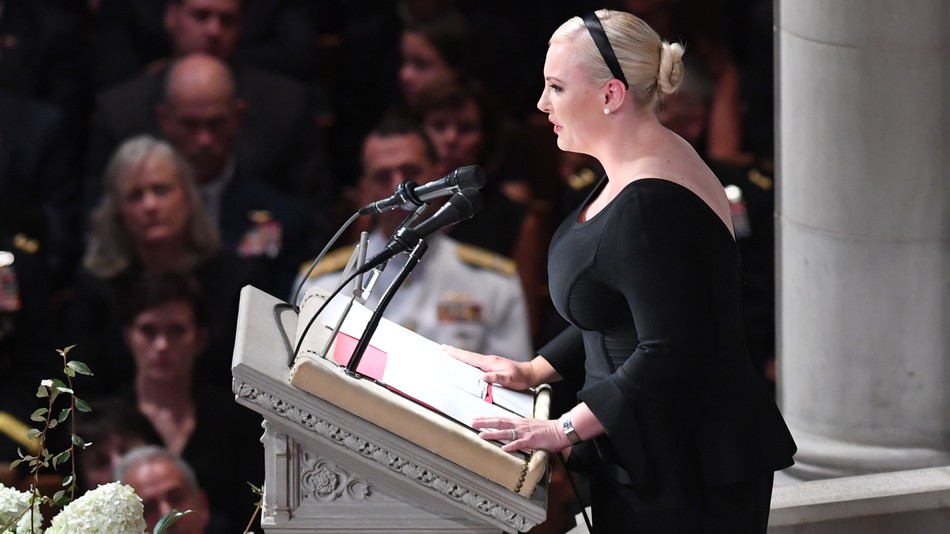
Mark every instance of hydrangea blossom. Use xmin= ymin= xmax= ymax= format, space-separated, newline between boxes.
xmin=0 ymin=484 xmax=43 ymax=534
xmin=46 ymin=482 xmax=146 ymax=534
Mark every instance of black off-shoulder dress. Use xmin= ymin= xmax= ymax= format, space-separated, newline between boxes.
xmin=541 ymin=177 xmax=796 ymax=531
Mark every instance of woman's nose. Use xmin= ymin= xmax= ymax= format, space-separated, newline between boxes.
xmin=537 ymin=91 xmax=549 ymax=113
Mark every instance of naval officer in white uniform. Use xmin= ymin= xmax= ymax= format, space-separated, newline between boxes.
xmin=293 ymin=118 xmax=533 ymax=361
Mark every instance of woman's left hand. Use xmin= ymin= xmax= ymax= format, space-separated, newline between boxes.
xmin=472 ymin=416 xmax=570 ymax=453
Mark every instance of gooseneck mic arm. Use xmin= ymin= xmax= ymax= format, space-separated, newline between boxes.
xmin=345 ymin=239 xmax=428 ymax=377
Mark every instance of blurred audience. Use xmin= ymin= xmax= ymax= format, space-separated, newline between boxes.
xmin=65 ymin=135 xmax=264 ymax=397
xmin=84 ymin=0 xmax=331 ymax=225
xmin=156 ymin=53 xmax=316 ymax=297
xmin=330 ymin=1 xmax=532 ymax=189
xmin=92 ymin=0 xmax=320 ymax=91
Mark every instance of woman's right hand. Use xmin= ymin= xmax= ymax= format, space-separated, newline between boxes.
xmin=442 ymin=345 xmax=539 ymax=391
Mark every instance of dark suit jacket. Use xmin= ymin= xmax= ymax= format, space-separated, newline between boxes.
xmin=0 ymin=231 xmax=60 ymax=465
xmin=116 ymin=383 xmax=264 ymax=533
xmin=85 ymin=63 xmax=331 ymax=225
xmin=0 ymin=0 xmax=88 ymax=144
xmin=218 ymin=168 xmax=314 ymax=299
xmin=0 ymin=91 xmax=80 ymax=279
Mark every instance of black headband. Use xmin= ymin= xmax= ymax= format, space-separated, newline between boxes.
xmin=581 ymin=12 xmax=629 ymax=89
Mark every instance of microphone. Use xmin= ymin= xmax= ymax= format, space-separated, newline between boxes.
xmin=357 ymin=165 xmax=487 ymax=215
xmin=355 ymin=188 xmax=483 ymax=275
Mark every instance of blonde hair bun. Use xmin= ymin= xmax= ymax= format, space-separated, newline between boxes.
xmin=657 ymin=42 xmax=685 ymax=94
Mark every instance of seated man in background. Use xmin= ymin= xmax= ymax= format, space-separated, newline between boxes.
xmin=116 ymin=445 xmax=227 ymax=534
xmin=157 ymin=53 xmax=314 ymax=297
xmin=293 ymin=118 xmax=533 ymax=361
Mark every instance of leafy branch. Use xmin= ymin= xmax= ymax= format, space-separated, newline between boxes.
xmin=2 ymin=346 xmax=92 ymax=532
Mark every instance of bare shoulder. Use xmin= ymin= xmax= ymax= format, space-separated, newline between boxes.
xmin=642 ymin=136 xmax=733 ymax=232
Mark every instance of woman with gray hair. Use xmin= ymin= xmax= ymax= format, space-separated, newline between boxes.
xmin=84 ymin=135 xmax=219 ymax=278
xmin=63 ymin=134 xmax=264 ymax=399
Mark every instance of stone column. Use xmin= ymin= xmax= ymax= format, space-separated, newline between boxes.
xmin=777 ymin=0 xmax=950 ymax=480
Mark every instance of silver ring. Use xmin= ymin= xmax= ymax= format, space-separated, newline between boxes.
xmin=510 ymin=429 xmax=517 ymax=441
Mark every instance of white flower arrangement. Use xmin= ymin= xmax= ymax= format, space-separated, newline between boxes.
xmin=45 ymin=482 xmax=146 ymax=534
xmin=2 ymin=348 xmax=200 ymax=534
xmin=0 ymin=485 xmax=42 ymax=534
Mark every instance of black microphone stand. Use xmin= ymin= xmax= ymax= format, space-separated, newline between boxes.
xmin=345 ymin=239 xmax=429 ymax=378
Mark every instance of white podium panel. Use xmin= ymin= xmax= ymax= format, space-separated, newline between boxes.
xmin=231 ymin=286 xmax=548 ymax=533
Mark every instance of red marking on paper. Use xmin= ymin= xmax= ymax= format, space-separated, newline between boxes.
xmin=332 ymin=333 xmax=388 ymax=381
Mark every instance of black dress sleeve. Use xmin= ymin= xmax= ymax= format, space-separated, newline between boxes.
xmin=537 ymin=324 xmax=585 ymax=382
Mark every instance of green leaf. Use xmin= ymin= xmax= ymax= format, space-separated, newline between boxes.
xmin=71 ymin=434 xmax=87 ymax=447
xmin=50 ymin=379 xmax=67 ymax=389
xmin=54 ymin=450 xmax=70 ymax=467
xmin=153 ymin=509 xmax=191 ymax=534
xmin=9 ymin=458 xmax=23 ymax=469
xmin=64 ymin=366 xmax=76 ymax=378
xmin=52 ymin=490 xmax=68 ymax=507
xmin=26 ymin=428 xmax=41 ymax=439
xmin=62 ymin=475 xmax=74 ymax=486
xmin=75 ymin=397 xmax=92 ymax=413
xmin=58 ymin=407 xmax=71 ymax=423
xmin=1 ymin=511 xmax=20 ymax=531
xmin=36 ymin=385 xmax=49 ymax=398
xmin=67 ymin=360 xmax=94 ymax=376
xmin=48 ymin=418 xmax=58 ymax=429
xmin=57 ymin=345 xmax=76 ymax=357
xmin=30 ymin=407 xmax=49 ymax=421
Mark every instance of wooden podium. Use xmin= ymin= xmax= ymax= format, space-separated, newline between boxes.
xmin=231 ymin=286 xmax=549 ymax=533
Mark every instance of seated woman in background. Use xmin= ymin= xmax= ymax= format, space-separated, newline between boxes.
xmin=117 ymin=271 xmax=262 ymax=532
xmin=63 ymin=135 xmax=264 ymax=398
xmin=411 ymin=78 xmax=546 ymax=341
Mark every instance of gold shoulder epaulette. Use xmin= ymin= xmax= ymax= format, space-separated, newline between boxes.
xmin=299 ymin=245 xmax=355 ymax=280
xmin=747 ymin=168 xmax=773 ymax=191
xmin=13 ymin=233 xmax=40 ymax=254
xmin=568 ymin=167 xmax=597 ymax=190
xmin=456 ymin=243 xmax=517 ymax=276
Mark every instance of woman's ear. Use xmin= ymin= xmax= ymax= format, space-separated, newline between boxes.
xmin=603 ymin=79 xmax=627 ymax=111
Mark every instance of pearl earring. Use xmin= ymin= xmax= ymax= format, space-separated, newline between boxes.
xmin=603 ymin=107 xmax=610 ymax=115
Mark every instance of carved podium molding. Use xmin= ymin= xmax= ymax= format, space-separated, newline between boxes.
xmin=231 ymin=286 xmax=547 ymax=533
